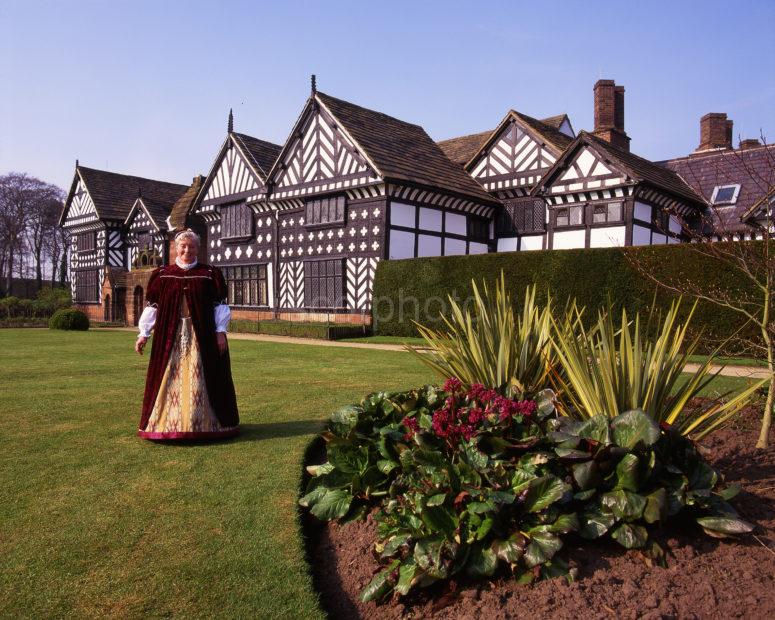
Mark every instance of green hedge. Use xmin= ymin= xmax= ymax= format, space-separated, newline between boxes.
xmin=49 ymin=309 xmax=90 ymax=331
xmin=372 ymin=244 xmax=761 ymax=355
xmin=230 ymin=319 xmax=369 ymax=341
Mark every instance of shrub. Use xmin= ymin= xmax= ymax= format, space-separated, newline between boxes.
xmin=550 ymin=301 xmax=766 ymax=439
xmin=302 ymin=383 xmax=751 ymax=602
xmin=410 ymin=276 xmax=554 ymax=398
xmin=49 ymin=308 xmax=89 ymax=331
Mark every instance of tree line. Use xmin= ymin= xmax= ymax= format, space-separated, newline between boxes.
xmin=0 ymin=172 xmax=67 ymax=296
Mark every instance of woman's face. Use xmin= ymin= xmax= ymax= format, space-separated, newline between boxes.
xmin=176 ymin=238 xmax=199 ymax=264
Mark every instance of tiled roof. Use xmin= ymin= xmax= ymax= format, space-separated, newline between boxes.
xmin=232 ymin=133 xmax=282 ymax=179
xmin=661 ymin=144 xmax=775 ymax=233
xmin=436 ymin=112 xmax=573 ymax=168
xmin=75 ymin=166 xmax=188 ymax=222
xmin=437 ymin=130 xmax=492 ymax=166
xmin=169 ymin=175 xmax=207 ymax=230
xmin=580 ymin=132 xmax=705 ymax=206
xmin=316 ymin=92 xmax=497 ymax=205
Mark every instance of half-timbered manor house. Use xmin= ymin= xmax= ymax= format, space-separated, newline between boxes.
xmin=60 ymin=77 xmax=773 ymax=326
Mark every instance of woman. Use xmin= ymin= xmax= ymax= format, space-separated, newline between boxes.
xmin=135 ymin=230 xmax=239 ymax=440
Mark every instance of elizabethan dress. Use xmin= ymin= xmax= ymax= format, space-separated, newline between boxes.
xmin=136 ymin=259 xmax=239 ymax=440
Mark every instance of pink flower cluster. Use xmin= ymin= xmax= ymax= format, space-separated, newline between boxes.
xmin=401 ymin=378 xmax=537 ymax=445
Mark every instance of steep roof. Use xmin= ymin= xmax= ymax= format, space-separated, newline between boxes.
xmin=436 ymin=113 xmax=574 ymax=169
xmin=558 ymin=132 xmax=705 ymax=206
xmin=437 ymin=130 xmax=492 ymax=166
xmin=67 ymin=166 xmax=188 ymax=223
xmin=168 ymin=175 xmax=207 ymax=230
xmin=661 ymin=143 xmax=775 ymax=233
xmin=232 ymin=132 xmax=282 ymax=178
xmin=315 ymin=92 xmax=497 ymax=204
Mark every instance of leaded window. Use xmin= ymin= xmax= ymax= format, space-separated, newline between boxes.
xmin=306 ymin=195 xmax=346 ymax=226
xmin=499 ymin=199 xmax=545 ymax=234
xmin=78 ymin=231 xmax=96 ymax=252
xmin=304 ymin=259 xmax=344 ymax=308
xmin=136 ymin=232 xmax=153 ymax=250
xmin=75 ymin=270 xmax=98 ymax=302
xmin=555 ymin=205 xmax=583 ymax=227
xmin=592 ymin=202 xmax=623 ymax=224
xmin=224 ymin=265 xmax=268 ymax=306
xmin=467 ymin=217 xmax=490 ymax=240
xmin=221 ymin=202 xmax=253 ymax=239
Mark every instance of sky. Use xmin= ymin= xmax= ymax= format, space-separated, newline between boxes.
xmin=1 ymin=0 xmax=773 ymax=192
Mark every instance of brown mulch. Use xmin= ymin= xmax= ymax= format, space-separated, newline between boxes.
xmin=304 ymin=412 xmax=775 ymax=619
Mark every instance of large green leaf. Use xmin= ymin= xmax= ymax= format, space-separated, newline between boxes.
xmin=360 ymin=560 xmax=399 ymax=602
xmin=328 ymin=445 xmax=369 ymax=475
xmin=395 ymin=560 xmax=419 ymax=595
xmin=579 ymin=505 xmax=616 ymax=539
xmin=381 ymin=533 xmax=411 ymax=558
xmin=614 ymin=453 xmax=641 ymax=491
xmin=696 ymin=516 xmax=754 ymax=536
xmin=298 ymin=485 xmax=328 ymax=509
xmin=524 ymin=532 xmax=563 ymax=568
xmin=466 ymin=546 xmax=498 ymax=578
xmin=523 ymin=475 xmax=567 ymax=513
xmin=602 ymin=489 xmax=647 ymax=521
xmin=414 ymin=538 xmax=448 ymax=579
xmin=610 ymin=410 xmax=660 ymax=449
xmin=572 ymin=460 xmax=600 ymax=491
xmin=305 ymin=462 xmax=334 ymax=477
xmin=330 ymin=405 xmax=362 ymax=436
xmin=611 ymin=523 xmax=649 ymax=548
xmin=576 ymin=415 xmax=611 ymax=445
xmin=310 ymin=489 xmax=353 ymax=521
xmin=643 ymin=488 xmax=667 ymax=524
xmin=421 ymin=505 xmax=458 ymax=537
xmin=492 ymin=535 xmax=525 ymax=563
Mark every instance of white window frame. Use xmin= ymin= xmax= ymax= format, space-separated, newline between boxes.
xmin=710 ymin=184 xmax=741 ymax=206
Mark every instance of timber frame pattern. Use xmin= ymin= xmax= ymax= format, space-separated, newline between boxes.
xmin=60 ymin=77 xmax=770 ymax=325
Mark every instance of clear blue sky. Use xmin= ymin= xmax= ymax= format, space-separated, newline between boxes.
xmin=1 ymin=0 xmax=773 ymax=192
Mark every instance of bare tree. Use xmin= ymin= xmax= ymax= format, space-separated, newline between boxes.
xmin=0 ymin=173 xmax=65 ymax=295
xmin=627 ymin=137 xmax=775 ymax=448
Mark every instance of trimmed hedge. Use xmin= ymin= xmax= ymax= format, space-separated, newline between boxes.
xmin=230 ymin=319 xmax=369 ymax=341
xmin=372 ymin=244 xmax=762 ymax=355
xmin=49 ymin=309 xmax=90 ymax=331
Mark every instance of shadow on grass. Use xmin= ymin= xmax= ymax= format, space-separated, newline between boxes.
xmin=234 ymin=420 xmax=327 ymax=443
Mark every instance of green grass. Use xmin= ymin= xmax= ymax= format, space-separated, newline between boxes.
xmin=0 ymin=329 xmax=437 ymax=619
xmin=686 ymin=354 xmax=768 ymax=368
xmin=0 ymin=329 xmax=760 ymax=618
xmin=339 ymin=335 xmax=428 ymax=345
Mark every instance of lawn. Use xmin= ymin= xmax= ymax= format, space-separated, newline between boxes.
xmin=0 ymin=329 xmax=437 ymax=619
xmin=0 ymin=329 xmax=760 ymax=618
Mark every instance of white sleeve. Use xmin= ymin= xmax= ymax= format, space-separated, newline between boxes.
xmin=137 ymin=306 xmax=157 ymax=338
xmin=214 ymin=304 xmax=231 ymax=333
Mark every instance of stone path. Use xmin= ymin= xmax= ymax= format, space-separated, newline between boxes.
xmin=97 ymin=327 xmax=771 ymax=378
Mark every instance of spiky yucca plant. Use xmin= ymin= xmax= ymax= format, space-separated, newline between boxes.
xmin=410 ymin=274 xmax=553 ymax=397
xmin=550 ymin=301 xmax=766 ymax=439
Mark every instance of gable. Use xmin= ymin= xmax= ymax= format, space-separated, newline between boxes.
xmin=126 ymin=200 xmax=157 ymax=231
xmin=63 ymin=179 xmax=98 ymax=226
xmin=202 ymin=141 xmax=264 ymax=205
xmin=545 ymin=144 xmax=629 ymax=196
xmin=468 ymin=119 xmax=558 ymax=194
xmin=272 ymin=105 xmax=376 ymax=196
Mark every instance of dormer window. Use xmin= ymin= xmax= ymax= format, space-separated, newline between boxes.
xmin=711 ymin=184 xmax=740 ymax=206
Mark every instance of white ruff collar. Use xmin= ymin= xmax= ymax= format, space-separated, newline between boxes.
xmin=175 ymin=258 xmax=198 ymax=270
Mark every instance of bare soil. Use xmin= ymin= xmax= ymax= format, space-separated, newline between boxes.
xmin=304 ymin=412 xmax=775 ymax=619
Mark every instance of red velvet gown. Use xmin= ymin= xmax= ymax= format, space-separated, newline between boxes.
xmin=138 ymin=263 xmax=239 ymax=440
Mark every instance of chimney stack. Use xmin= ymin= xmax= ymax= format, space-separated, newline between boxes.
xmin=739 ymin=138 xmax=760 ymax=150
xmin=593 ymin=80 xmax=630 ymax=151
xmin=697 ymin=113 xmax=733 ymax=151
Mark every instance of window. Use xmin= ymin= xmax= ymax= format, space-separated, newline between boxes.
xmin=74 ymin=270 xmax=98 ymax=302
xmin=224 ymin=265 xmax=268 ymax=306
xmin=304 ymin=259 xmax=344 ymax=308
xmin=592 ymin=202 xmax=623 ymax=224
xmin=221 ymin=202 xmax=253 ymax=239
xmin=555 ymin=205 xmax=583 ymax=227
xmin=711 ymin=184 xmax=741 ymax=206
xmin=78 ymin=231 xmax=96 ymax=252
xmin=136 ymin=232 xmax=153 ymax=251
xmin=306 ymin=195 xmax=346 ymax=226
xmin=500 ymin=199 xmax=545 ymax=234
xmin=467 ymin=217 xmax=490 ymax=240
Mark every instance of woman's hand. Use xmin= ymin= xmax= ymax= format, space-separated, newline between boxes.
xmin=135 ymin=336 xmax=148 ymax=355
xmin=216 ymin=332 xmax=228 ymax=355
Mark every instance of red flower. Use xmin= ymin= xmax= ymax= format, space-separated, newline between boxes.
xmin=443 ymin=377 xmax=463 ymax=393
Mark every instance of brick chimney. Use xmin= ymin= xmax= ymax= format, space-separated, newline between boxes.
xmin=593 ymin=79 xmax=630 ymax=151
xmin=697 ymin=113 xmax=733 ymax=151
xmin=739 ymin=138 xmax=761 ymax=150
